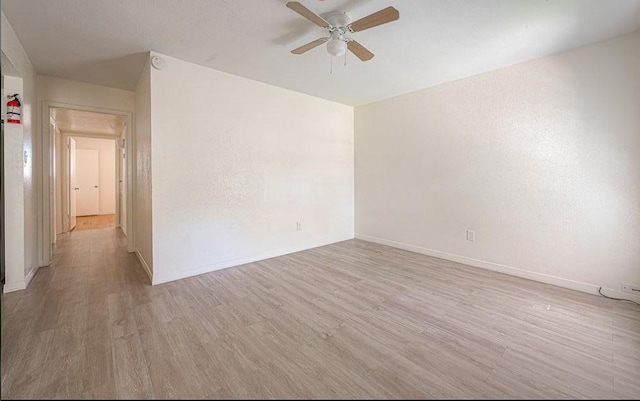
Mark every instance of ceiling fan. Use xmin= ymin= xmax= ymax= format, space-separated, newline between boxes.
xmin=286 ymin=1 xmax=400 ymax=61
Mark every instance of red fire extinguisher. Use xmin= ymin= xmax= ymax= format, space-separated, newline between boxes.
xmin=6 ymin=94 xmax=21 ymax=124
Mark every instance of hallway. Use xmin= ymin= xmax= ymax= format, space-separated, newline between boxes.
xmin=0 ymin=227 xmax=148 ymax=398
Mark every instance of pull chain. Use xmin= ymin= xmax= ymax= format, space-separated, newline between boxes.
xmin=344 ymin=50 xmax=347 ymax=66
xmin=330 ymin=55 xmax=333 ymax=74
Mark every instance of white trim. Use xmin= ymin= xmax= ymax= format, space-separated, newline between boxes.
xmin=2 ymin=265 xmax=41 ymax=293
xmin=152 ymin=235 xmax=354 ymax=285
xmin=58 ymin=131 xmax=120 ymax=140
xmin=3 ymin=281 xmax=26 ymax=293
xmin=114 ymin=138 xmax=120 ymax=230
xmin=135 ymin=249 xmax=153 ymax=283
xmin=24 ymin=265 xmax=40 ymax=287
xmin=355 ymin=233 xmax=640 ymax=304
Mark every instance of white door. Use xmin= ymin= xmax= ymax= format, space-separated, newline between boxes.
xmin=76 ymin=148 xmax=100 ymax=216
xmin=69 ymin=137 xmax=78 ymax=230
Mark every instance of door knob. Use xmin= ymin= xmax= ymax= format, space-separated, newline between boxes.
xmin=94 ymin=185 xmax=99 ymax=188
xmin=74 ymin=187 xmax=79 ymax=190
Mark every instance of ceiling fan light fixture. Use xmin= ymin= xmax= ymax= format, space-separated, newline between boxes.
xmin=327 ymin=39 xmax=346 ymax=57
xmin=286 ymin=2 xmax=399 ymax=61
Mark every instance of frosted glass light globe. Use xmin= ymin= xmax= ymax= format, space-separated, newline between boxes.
xmin=327 ymin=39 xmax=346 ymax=56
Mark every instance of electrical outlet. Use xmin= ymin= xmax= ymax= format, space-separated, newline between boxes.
xmin=466 ymin=230 xmax=475 ymax=242
xmin=296 ymin=222 xmax=302 ymax=231
xmin=621 ymin=284 xmax=640 ymax=294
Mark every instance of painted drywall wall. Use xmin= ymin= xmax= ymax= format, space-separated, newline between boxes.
xmin=73 ymin=137 xmax=116 ymax=215
xmin=2 ymin=11 xmax=38 ymax=292
xmin=2 ymin=76 xmax=26 ymax=292
xmin=38 ymin=75 xmax=135 ymax=112
xmin=149 ymin=53 xmax=354 ymax=284
xmin=355 ymin=30 xmax=640 ymax=300
xmin=134 ymin=58 xmax=153 ymax=279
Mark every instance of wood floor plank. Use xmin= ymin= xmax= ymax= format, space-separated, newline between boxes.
xmin=498 ymin=348 xmax=615 ymax=398
xmin=112 ymin=332 xmax=155 ymax=399
xmin=108 ymin=292 xmax=138 ymax=339
xmin=80 ymin=341 xmax=115 ymax=397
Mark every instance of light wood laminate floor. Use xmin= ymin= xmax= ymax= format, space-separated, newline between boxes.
xmin=1 ymin=228 xmax=639 ymax=399
xmin=74 ymin=214 xmax=116 ymax=231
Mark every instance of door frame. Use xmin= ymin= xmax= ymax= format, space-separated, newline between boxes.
xmin=68 ymin=136 xmax=77 ymax=231
xmin=40 ymin=101 xmax=135 ymax=266
xmin=63 ymin=135 xmax=113 ymax=229
xmin=62 ymin=132 xmax=118 ymax=232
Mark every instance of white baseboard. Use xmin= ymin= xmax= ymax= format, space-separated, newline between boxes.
xmin=2 ymin=265 xmax=41 ymax=294
xmin=3 ymin=280 xmax=26 ymax=293
xmin=135 ymin=249 xmax=153 ymax=283
xmin=152 ymin=235 xmax=354 ymax=285
xmin=355 ymin=233 xmax=640 ymax=304
xmin=25 ymin=265 xmax=40 ymax=287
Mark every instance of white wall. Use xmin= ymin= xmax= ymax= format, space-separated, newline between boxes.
xmin=72 ymin=137 xmax=116 ymax=215
xmin=38 ymin=75 xmax=135 ymax=112
xmin=2 ymin=11 xmax=38 ymax=292
xmin=355 ymin=31 xmax=640 ymax=300
xmin=2 ymin=76 xmax=26 ymax=292
xmin=134 ymin=58 xmax=153 ymax=279
xmin=149 ymin=53 xmax=354 ymax=284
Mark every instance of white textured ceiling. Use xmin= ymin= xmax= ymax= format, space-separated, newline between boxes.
xmin=52 ymin=108 xmax=125 ymax=136
xmin=4 ymin=0 xmax=640 ymax=105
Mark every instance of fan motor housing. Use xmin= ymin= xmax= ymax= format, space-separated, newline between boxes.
xmin=326 ymin=12 xmax=351 ymax=28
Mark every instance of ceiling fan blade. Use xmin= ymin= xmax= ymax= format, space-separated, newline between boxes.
xmin=347 ymin=40 xmax=374 ymax=61
xmin=291 ymin=38 xmax=328 ymax=54
xmin=286 ymin=2 xmax=330 ymax=28
xmin=349 ymin=6 xmax=399 ymax=32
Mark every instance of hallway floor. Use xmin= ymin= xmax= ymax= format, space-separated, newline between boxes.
xmin=74 ymin=214 xmax=116 ymax=231
xmin=1 ymin=228 xmax=639 ymax=399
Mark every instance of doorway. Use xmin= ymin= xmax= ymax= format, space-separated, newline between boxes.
xmin=67 ymin=136 xmax=117 ymax=231
xmin=50 ymin=107 xmax=130 ymax=241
